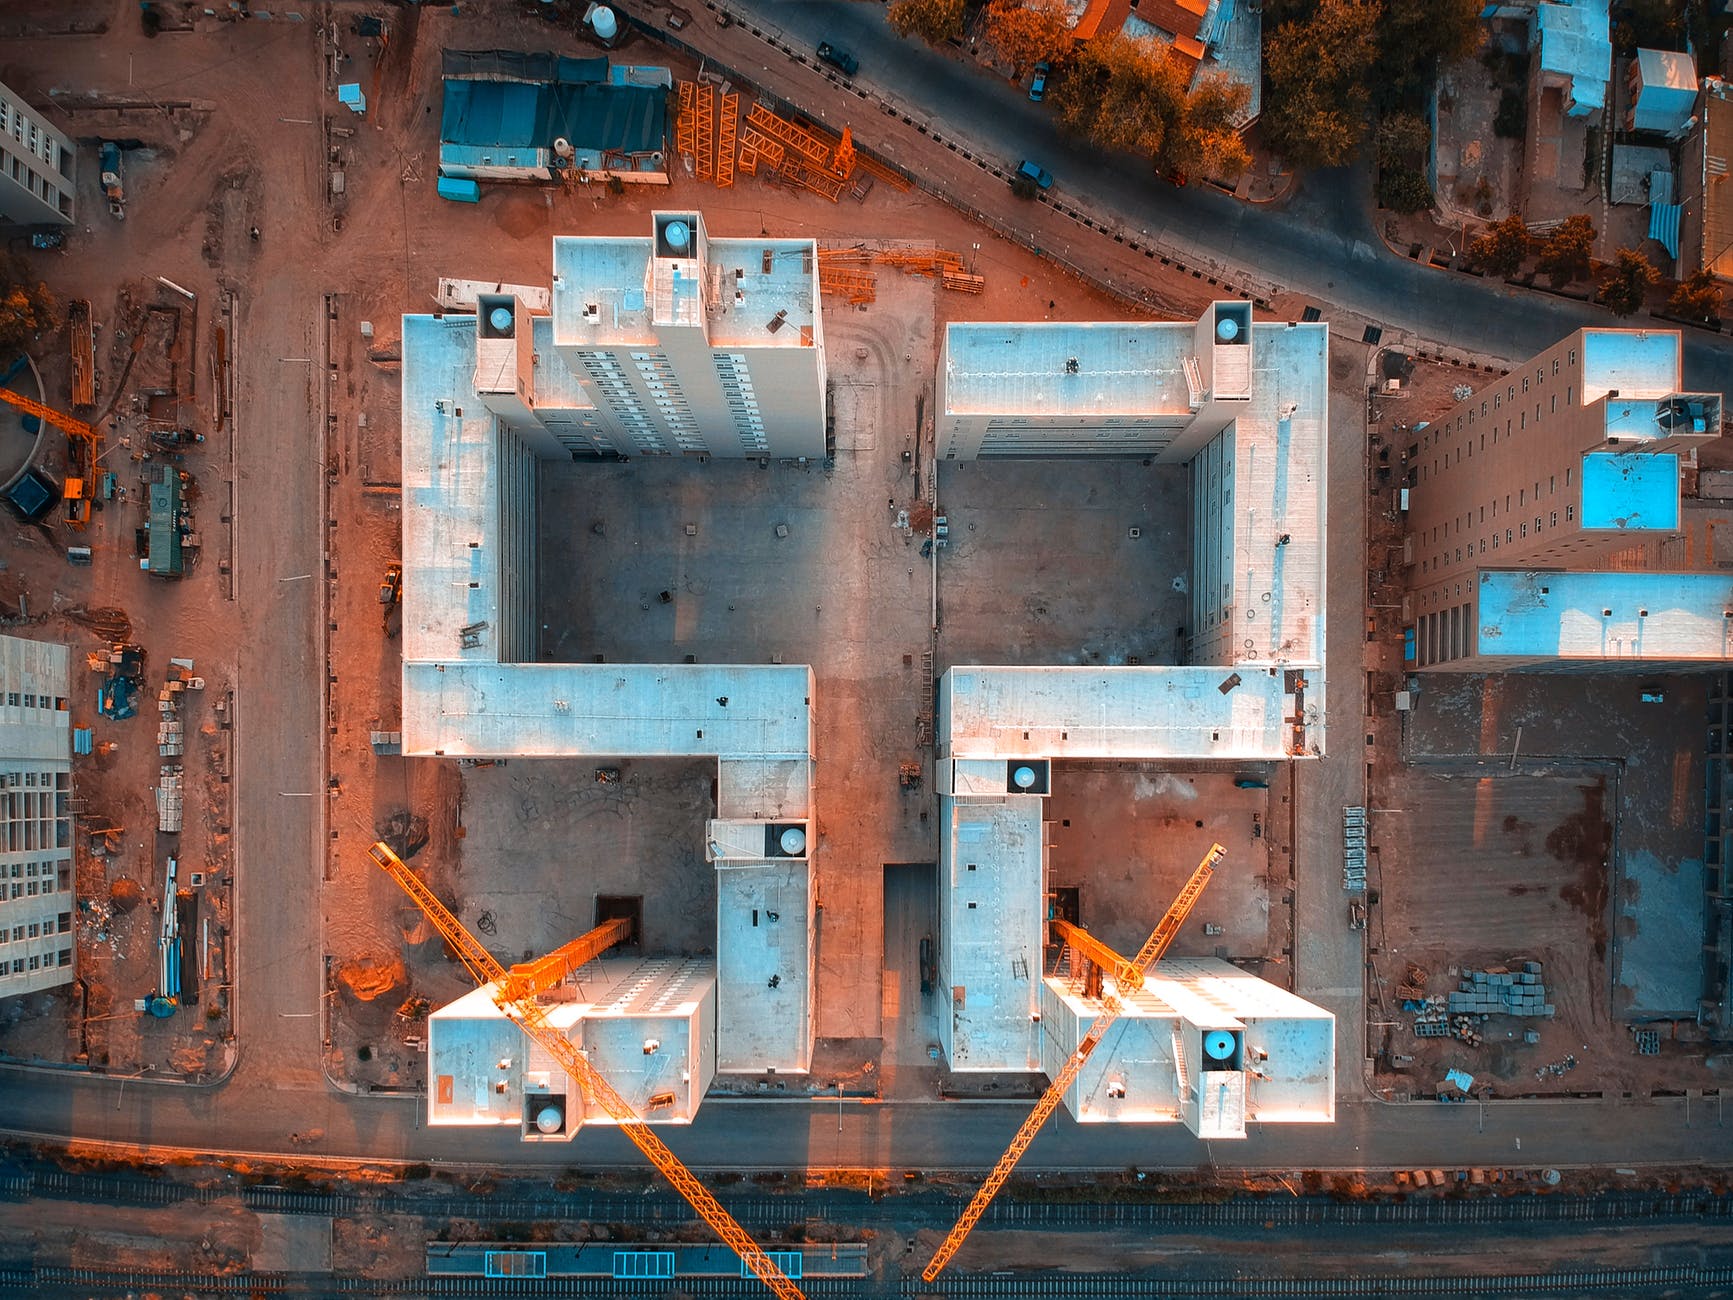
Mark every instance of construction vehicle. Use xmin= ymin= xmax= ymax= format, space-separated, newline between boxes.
xmin=367 ymin=841 xmax=806 ymax=1300
xmin=379 ymin=563 xmax=402 ymax=606
xmin=0 ymin=386 xmax=100 ymax=529
xmin=922 ymin=843 xmax=1223 ymax=1282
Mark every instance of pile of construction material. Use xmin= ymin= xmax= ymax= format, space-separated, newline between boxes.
xmin=1446 ymin=962 xmax=1552 ymax=1018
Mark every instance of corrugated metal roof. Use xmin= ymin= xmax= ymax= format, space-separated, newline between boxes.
xmin=441 ymin=49 xmax=609 ymax=84
xmin=441 ymin=78 xmax=665 ymax=155
xmin=1650 ymin=201 xmax=1682 ymax=258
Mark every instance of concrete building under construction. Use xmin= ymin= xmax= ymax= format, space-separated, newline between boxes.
xmin=929 ymin=308 xmax=1336 ymax=1135
xmin=402 ymin=242 xmax=1335 ymax=1136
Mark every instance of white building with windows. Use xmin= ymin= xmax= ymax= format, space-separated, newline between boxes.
xmin=0 ymin=80 xmax=74 ymax=227
xmin=0 ymin=635 xmax=74 ymax=997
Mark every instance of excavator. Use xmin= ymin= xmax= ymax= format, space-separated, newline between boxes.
xmin=922 ymin=843 xmax=1224 ymax=1282
xmin=367 ymin=841 xmax=807 ymax=1300
xmin=0 ymin=386 xmax=100 ymax=529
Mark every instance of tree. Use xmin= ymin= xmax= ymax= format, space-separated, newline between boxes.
xmin=1596 ymin=247 xmax=1659 ymax=317
xmin=887 ymin=0 xmax=966 ymax=46
xmin=979 ymin=0 xmax=1071 ymax=77
xmin=1375 ymin=0 xmax=1484 ymax=108
xmin=1668 ymin=269 xmax=1724 ymax=322
xmin=1168 ymin=74 xmax=1253 ymax=179
xmin=1469 ymin=213 xmax=1531 ymax=277
xmin=1534 ymin=214 xmax=1596 ymax=286
xmin=1051 ymin=36 xmax=1251 ymax=180
xmin=1377 ymin=166 xmax=1433 ymax=213
xmin=1262 ymin=0 xmax=1380 ymax=169
xmin=1375 ymin=111 xmax=1431 ymax=168
xmin=0 ymin=255 xmax=57 ymax=356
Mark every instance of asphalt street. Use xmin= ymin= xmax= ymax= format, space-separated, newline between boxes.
xmin=709 ymin=0 xmax=1733 ymax=394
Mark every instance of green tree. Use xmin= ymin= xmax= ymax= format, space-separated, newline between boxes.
xmin=1375 ymin=112 xmax=1431 ymax=168
xmin=1262 ymin=0 xmax=1380 ymax=169
xmin=1375 ymin=0 xmax=1484 ymax=107
xmin=0 ymin=256 xmax=57 ymax=357
xmin=1168 ymin=73 xmax=1253 ymax=179
xmin=1667 ymin=269 xmax=1724 ymax=322
xmin=887 ymin=0 xmax=966 ymax=46
xmin=1596 ymin=247 xmax=1659 ymax=317
xmin=979 ymin=0 xmax=1072 ymax=77
xmin=1534 ymin=214 xmax=1596 ymax=286
xmin=1377 ymin=166 xmax=1433 ymax=213
xmin=1468 ymin=213 xmax=1532 ymax=277
xmin=1051 ymin=35 xmax=1251 ymax=180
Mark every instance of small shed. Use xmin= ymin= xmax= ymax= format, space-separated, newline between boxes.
xmin=1626 ymin=48 xmax=1697 ymax=136
xmin=1534 ymin=0 xmax=1612 ymax=118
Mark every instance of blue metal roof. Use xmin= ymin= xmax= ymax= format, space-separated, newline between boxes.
xmin=1650 ymin=202 xmax=1681 ymax=259
xmin=440 ymin=77 xmax=665 ymax=156
xmin=1580 ymin=451 xmax=1679 ymax=531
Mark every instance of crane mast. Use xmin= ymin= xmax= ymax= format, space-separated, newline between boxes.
xmin=922 ymin=843 xmax=1223 ymax=1282
xmin=367 ymin=841 xmax=807 ymax=1300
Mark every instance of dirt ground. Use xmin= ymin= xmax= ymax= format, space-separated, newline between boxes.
xmin=0 ymin=11 xmax=251 ymax=1077
xmin=1362 ymin=356 xmax=1724 ymax=1102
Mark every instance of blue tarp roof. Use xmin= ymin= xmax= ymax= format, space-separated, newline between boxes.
xmin=441 ymin=77 xmax=665 ymax=155
xmin=1650 ymin=202 xmax=1682 ymax=259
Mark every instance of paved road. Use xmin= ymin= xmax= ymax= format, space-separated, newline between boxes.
xmin=3 ymin=1066 xmax=1732 ymax=1172
xmin=703 ymin=0 xmax=1733 ymax=393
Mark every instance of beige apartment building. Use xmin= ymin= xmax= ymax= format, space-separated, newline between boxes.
xmin=1403 ymin=328 xmax=1729 ymax=670
xmin=0 ymin=634 xmax=74 ymax=997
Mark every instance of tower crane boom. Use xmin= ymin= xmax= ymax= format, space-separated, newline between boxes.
xmin=367 ymin=841 xmax=806 ymax=1300
xmin=922 ymin=843 xmax=1224 ymax=1282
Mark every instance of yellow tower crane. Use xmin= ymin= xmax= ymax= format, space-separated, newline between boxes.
xmin=367 ymin=841 xmax=806 ymax=1300
xmin=0 ymin=386 xmax=101 ymax=528
xmin=922 ymin=843 xmax=1224 ymax=1282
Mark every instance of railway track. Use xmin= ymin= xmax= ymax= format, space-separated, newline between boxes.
xmin=6 ymin=1263 xmax=1733 ymax=1298
xmin=7 ymin=1166 xmax=1733 ymax=1230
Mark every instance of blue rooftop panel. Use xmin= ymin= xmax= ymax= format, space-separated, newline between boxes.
xmin=1579 ymin=451 xmax=1679 ymax=530
xmin=1477 ymin=570 xmax=1733 ymax=661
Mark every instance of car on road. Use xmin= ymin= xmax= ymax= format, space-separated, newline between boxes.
xmin=1029 ymin=61 xmax=1050 ymax=101
xmin=1011 ymin=159 xmax=1054 ymax=195
xmin=816 ymin=41 xmax=859 ymax=76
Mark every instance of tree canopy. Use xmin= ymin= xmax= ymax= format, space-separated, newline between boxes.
xmin=1261 ymin=0 xmax=1380 ymax=169
xmin=1596 ymin=247 xmax=1659 ymax=317
xmin=1469 ymin=213 xmax=1531 ymax=278
xmin=887 ymin=0 xmax=966 ymax=47
xmin=979 ymin=0 xmax=1072 ymax=77
xmin=0 ymin=256 xmax=57 ymax=358
xmin=1668 ymin=269 xmax=1724 ymax=323
xmin=1052 ymin=34 xmax=1250 ymax=179
xmin=1535 ymin=214 xmax=1596 ymax=287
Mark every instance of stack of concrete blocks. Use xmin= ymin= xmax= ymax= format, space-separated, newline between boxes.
xmin=1446 ymin=962 xmax=1553 ymax=1017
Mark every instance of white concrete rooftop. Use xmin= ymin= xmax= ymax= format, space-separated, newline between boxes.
xmin=942 ymin=795 xmax=1044 ymax=1072
xmin=1581 ymin=328 xmax=1679 ymax=404
xmin=943 ymin=322 xmax=1194 ymax=417
xmin=401 ymin=313 xmax=505 ymax=669
xmin=1040 ymin=957 xmax=1335 ymax=1127
xmin=551 ymin=232 xmax=816 ymax=351
xmin=1476 ymin=569 xmax=1733 ymax=661
xmin=1230 ymin=322 xmax=1328 ymax=668
xmin=941 ymin=666 xmax=1303 ymax=762
xmin=401 ymin=661 xmax=813 ymax=758
xmin=716 ymin=861 xmax=812 ymax=1073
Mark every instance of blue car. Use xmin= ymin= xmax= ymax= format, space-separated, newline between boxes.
xmin=1029 ymin=62 xmax=1050 ymax=101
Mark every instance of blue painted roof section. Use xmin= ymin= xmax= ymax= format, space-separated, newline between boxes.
xmin=441 ymin=77 xmax=665 ymax=155
xmin=1650 ymin=202 xmax=1681 ymax=258
xmin=1579 ymin=451 xmax=1679 ymax=530
xmin=1477 ymin=570 xmax=1733 ymax=661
